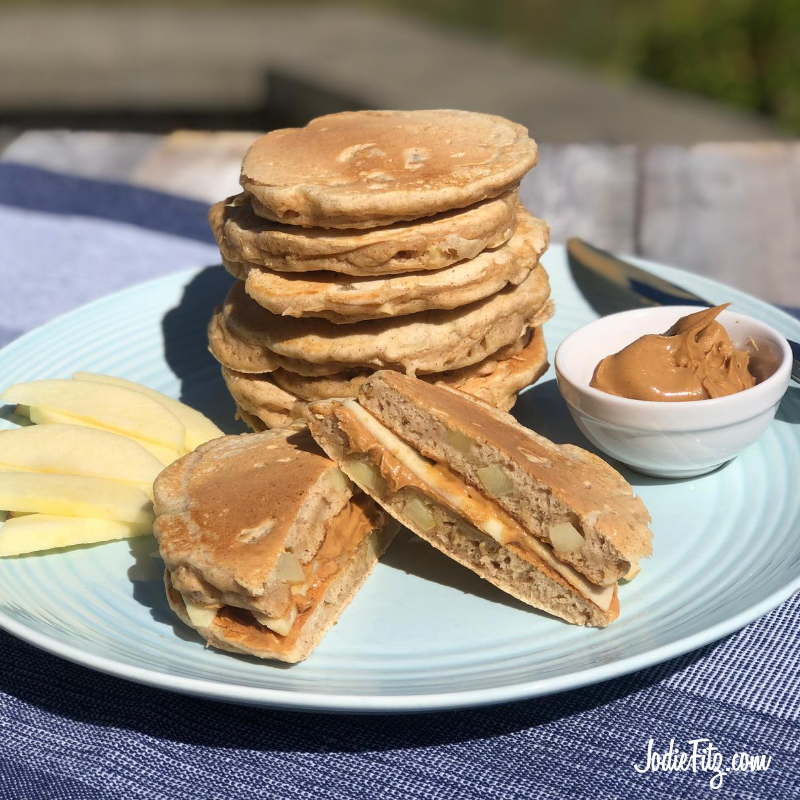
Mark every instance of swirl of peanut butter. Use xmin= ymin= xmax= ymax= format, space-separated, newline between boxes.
xmin=590 ymin=304 xmax=756 ymax=401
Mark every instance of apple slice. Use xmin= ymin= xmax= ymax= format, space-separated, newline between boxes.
xmin=0 ymin=514 xmax=151 ymax=557
xmin=22 ymin=406 xmax=182 ymax=467
xmin=1 ymin=379 xmax=185 ymax=450
xmin=0 ymin=462 xmax=157 ymax=499
xmin=0 ymin=473 xmax=154 ymax=525
xmin=183 ymin=598 xmax=219 ymax=629
xmin=73 ymin=372 xmax=223 ymax=451
xmin=0 ymin=424 xmax=162 ymax=499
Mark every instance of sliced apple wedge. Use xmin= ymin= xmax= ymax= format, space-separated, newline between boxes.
xmin=73 ymin=372 xmax=223 ymax=451
xmin=119 ymin=439 xmax=182 ymax=468
xmin=0 ymin=424 xmax=163 ymax=499
xmin=0 ymin=473 xmax=154 ymax=525
xmin=1 ymin=379 xmax=185 ymax=450
xmin=23 ymin=406 xmax=182 ymax=466
xmin=0 ymin=514 xmax=151 ymax=557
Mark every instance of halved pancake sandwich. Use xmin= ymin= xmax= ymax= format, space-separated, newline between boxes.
xmin=306 ymin=372 xmax=652 ymax=627
xmin=153 ymin=429 xmax=398 ymax=662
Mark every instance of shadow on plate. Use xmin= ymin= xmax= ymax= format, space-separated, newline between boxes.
xmin=776 ymin=384 xmax=800 ymax=425
xmin=623 ymin=458 xmax=735 ymax=488
xmin=513 ymin=378 xmax=588 ymax=448
xmin=126 ymin=535 xmax=198 ymax=644
xmin=381 ymin=528 xmax=557 ymax=620
xmin=160 ymin=264 xmax=244 ymax=435
xmin=514 ymin=379 xmax=738 ymax=488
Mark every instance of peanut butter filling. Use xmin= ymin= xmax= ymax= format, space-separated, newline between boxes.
xmin=339 ymin=405 xmax=526 ymax=540
xmin=591 ymin=304 xmax=756 ymax=401
xmin=291 ymin=497 xmax=376 ymax=613
xmin=178 ymin=495 xmax=379 ymax=653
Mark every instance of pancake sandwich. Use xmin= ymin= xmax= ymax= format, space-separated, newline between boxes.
xmin=153 ymin=429 xmax=398 ymax=662
xmin=306 ymin=372 xmax=653 ymax=627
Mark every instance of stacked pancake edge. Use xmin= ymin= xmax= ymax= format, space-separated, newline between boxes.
xmin=207 ymin=109 xmax=552 ymax=431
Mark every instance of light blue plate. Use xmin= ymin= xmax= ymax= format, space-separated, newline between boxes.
xmin=0 ymin=246 xmax=798 ymax=713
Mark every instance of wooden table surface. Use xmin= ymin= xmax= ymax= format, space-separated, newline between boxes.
xmin=2 ymin=130 xmax=798 ymax=307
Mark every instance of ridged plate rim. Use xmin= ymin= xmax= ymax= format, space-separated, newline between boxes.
xmin=0 ymin=244 xmax=797 ymax=713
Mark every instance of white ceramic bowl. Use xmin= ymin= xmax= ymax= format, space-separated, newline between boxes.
xmin=555 ymin=306 xmax=793 ymax=478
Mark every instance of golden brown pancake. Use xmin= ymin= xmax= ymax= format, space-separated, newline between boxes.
xmin=221 ymin=367 xmax=304 ymax=431
xmin=223 ymin=328 xmax=549 ymax=431
xmin=229 ymin=209 xmax=548 ymax=323
xmin=210 ymin=190 xmax=518 ymax=276
xmin=240 ymin=110 xmax=537 ymax=228
xmin=208 ymin=269 xmax=553 ymax=376
xmin=270 ymin=332 xmax=533 ymax=402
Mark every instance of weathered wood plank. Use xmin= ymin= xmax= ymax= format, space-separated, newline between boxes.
xmin=639 ymin=143 xmax=800 ymax=306
xmin=521 ymin=144 xmax=638 ymax=254
xmin=1 ymin=130 xmax=161 ymax=182
xmin=0 ymin=6 xmax=785 ymax=144
xmin=2 ymin=132 xmax=797 ymax=305
xmin=131 ymin=131 xmax=259 ymax=203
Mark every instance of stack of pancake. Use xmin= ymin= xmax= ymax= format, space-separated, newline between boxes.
xmin=208 ymin=109 xmax=553 ymax=431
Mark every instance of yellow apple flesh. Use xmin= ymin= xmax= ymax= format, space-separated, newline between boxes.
xmin=22 ymin=407 xmax=182 ymax=466
xmin=0 ymin=472 xmax=154 ymax=525
xmin=1 ymin=379 xmax=185 ymax=450
xmin=0 ymin=514 xmax=151 ymax=556
xmin=73 ymin=372 xmax=223 ymax=451
xmin=0 ymin=423 xmax=162 ymax=499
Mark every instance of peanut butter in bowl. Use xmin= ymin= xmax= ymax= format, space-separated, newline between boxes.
xmin=590 ymin=305 xmax=756 ymax=402
xmin=554 ymin=304 xmax=792 ymax=478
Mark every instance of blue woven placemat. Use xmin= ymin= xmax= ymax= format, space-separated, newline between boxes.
xmin=0 ymin=164 xmax=797 ymax=800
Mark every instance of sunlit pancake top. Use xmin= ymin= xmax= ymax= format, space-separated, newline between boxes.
xmin=186 ymin=431 xmax=326 ymax=560
xmin=239 ymin=110 xmax=538 ymax=228
xmin=590 ymin=305 xmax=756 ymax=402
xmin=154 ymin=429 xmax=352 ymax=600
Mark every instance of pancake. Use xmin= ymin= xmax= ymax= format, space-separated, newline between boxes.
xmin=270 ymin=333 xmax=533 ymax=402
xmin=234 ymin=403 xmax=268 ymax=433
xmin=446 ymin=325 xmax=550 ymax=411
xmin=306 ymin=373 xmax=654 ymax=627
xmin=153 ymin=429 xmax=397 ymax=662
xmin=340 ymin=371 xmax=653 ymax=586
xmin=272 ymin=366 xmax=373 ymax=403
xmin=164 ymin=512 xmax=395 ymax=662
xmin=232 ymin=208 xmax=548 ymax=323
xmin=210 ymin=190 xmax=518 ymax=276
xmin=240 ymin=110 xmax=537 ymax=228
xmin=208 ymin=269 xmax=553 ymax=376
xmin=223 ymin=328 xmax=549 ymax=431
xmin=221 ymin=366 xmax=304 ymax=431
